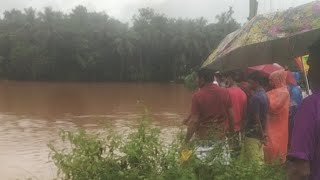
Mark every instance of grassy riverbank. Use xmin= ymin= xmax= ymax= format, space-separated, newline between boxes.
xmin=48 ymin=112 xmax=285 ymax=180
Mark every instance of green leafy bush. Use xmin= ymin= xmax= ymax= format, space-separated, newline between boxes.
xmin=184 ymin=72 xmax=197 ymax=91
xmin=49 ymin=114 xmax=286 ymax=180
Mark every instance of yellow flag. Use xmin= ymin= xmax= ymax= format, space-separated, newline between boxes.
xmin=302 ymin=55 xmax=309 ymax=74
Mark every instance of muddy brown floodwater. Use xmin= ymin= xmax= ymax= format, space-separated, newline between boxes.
xmin=0 ymin=81 xmax=191 ymax=180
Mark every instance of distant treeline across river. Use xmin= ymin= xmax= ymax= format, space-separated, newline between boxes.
xmin=0 ymin=6 xmax=239 ymax=81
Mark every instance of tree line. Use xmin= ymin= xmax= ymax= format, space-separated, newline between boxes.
xmin=0 ymin=6 xmax=240 ymax=81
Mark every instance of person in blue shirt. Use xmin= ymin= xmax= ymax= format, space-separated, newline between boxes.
xmin=287 ymin=71 xmax=303 ymax=145
xmin=241 ymin=72 xmax=269 ymax=164
xmin=288 ymin=72 xmax=303 ymax=107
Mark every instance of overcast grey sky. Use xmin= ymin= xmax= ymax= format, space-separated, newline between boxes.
xmin=0 ymin=0 xmax=314 ymax=23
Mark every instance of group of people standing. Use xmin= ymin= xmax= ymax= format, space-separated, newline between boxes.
xmin=184 ymin=41 xmax=320 ymax=179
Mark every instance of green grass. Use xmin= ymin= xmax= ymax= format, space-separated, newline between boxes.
xmin=48 ymin=113 xmax=286 ymax=180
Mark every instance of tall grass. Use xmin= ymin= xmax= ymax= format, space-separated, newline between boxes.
xmin=48 ymin=113 xmax=285 ymax=180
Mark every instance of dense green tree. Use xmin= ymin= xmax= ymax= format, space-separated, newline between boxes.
xmin=0 ymin=6 xmax=240 ymax=81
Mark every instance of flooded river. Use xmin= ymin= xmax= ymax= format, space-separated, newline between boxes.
xmin=0 ymin=81 xmax=191 ymax=179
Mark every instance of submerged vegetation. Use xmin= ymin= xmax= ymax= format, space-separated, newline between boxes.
xmin=49 ymin=113 xmax=286 ymax=180
xmin=0 ymin=6 xmax=239 ymax=82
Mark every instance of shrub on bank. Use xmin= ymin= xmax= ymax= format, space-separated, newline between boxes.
xmin=48 ymin=114 xmax=285 ymax=180
xmin=184 ymin=72 xmax=197 ymax=91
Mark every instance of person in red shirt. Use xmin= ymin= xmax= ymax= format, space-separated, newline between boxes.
xmin=224 ymin=72 xmax=247 ymax=155
xmin=225 ymin=72 xmax=247 ymax=133
xmin=184 ymin=68 xmax=234 ymax=143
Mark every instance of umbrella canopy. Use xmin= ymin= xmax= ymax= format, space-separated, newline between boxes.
xmin=248 ymin=63 xmax=284 ymax=77
xmin=202 ymin=1 xmax=320 ymax=71
xmin=247 ymin=64 xmax=297 ymax=85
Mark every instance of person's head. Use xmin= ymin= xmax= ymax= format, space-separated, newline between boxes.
xmin=308 ymin=40 xmax=320 ymax=91
xmin=269 ymin=70 xmax=287 ymax=89
xmin=239 ymin=81 xmax=252 ymax=97
xmin=213 ymin=72 xmax=226 ymax=87
xmin=247 ymin=71 xmax=265 ymax=91
xmin=284 ymin=65 xmax=289 ymax=71
xmin=219 ymin=73 xmax=228 ymax=87
xmin=196 ymin=68 xmax=214 ymax=88
xmin=225 ymin=71 xmax=237 ymax=88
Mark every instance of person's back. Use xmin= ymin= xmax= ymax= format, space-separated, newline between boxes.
xmin=192 ymin=84 xmax=231 ymax=137
xmin=289 ymin=92 xmax=320 ymax=179
xmin=185 ymin=68 xmax=233 ymax=143
xmin=245 ymin=89 xmax=269 ymax=138
xmin=288 ymin=40 xmax=320 ymax=180
xmin=288 ymin=81 xmax=303 ymax=146
xmin=288 ymin=72 xmax=303 ymax=108
xmin=241 ymin=72 xmax=269 ymax=164
xmin=226 ymin=87 xmax=247 ymax=132
xmin=288 ymin=85 xmax=303 ymax=107
xmin=265 ymin=70 xmax=290 ymax=163
xmin=288 ymin=84 xmax=303 ymax=115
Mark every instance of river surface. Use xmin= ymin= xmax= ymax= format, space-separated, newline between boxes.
xmin=0 ymin=81 xmax=191 ymax=180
